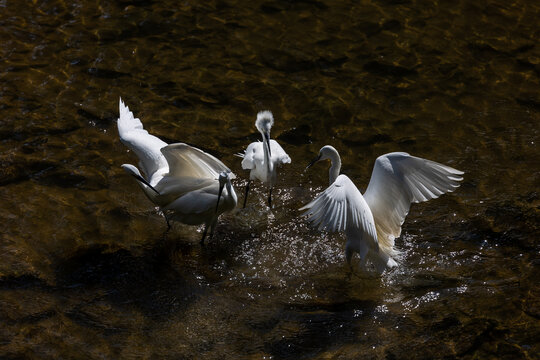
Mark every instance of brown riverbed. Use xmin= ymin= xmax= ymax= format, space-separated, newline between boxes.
xmin=0 ymin=0 xmax=538 ymax=359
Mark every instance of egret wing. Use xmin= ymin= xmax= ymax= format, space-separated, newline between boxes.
xmin=269 ymin=139 xmax=291 ymax=165
xmin=240 ymin=141 xmax=264 ymax=170
xmin=363 ymin=152 xmax=463 ymax=244
xmin=117 ymin=98 xmax=168 ymax=179
xmin=300 ymin=175 xmax=377 ymax=240
xmin=153 ymin=176 xmax=216 ymax=206
xmin=164 ymin=186 xmax=218 ymax=216
xmin=161 ymin=143 xmax=235 ymax=180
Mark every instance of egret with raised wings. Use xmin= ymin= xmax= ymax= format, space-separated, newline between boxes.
xmin=238 ymin=110 xmax=291 ymax=208
xmin=301 ymin=145 xmax=463 ymax=273
xmin=117 ymin=98 xmax=237 ymax=244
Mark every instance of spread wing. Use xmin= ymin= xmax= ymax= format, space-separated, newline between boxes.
xmin=363 ymin=152 xmax=463 ymax=245
xmin=300 ymin=174 xmax=377 ymax=241
xmin=161 ymin=143 xmax=235 ymax=180
xmin=239 ymin=141 xmax=263 ymax=170
xmin=117 ymin=98 xmax=168 ymax=179
xmin=240 ymin=140 xmax=291 ymax=170
xmin=269 ymin=139 xmax=291 ymax=165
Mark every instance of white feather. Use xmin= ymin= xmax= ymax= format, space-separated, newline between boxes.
xmin=363 ymin=152 xmax=463 ymax=250
xmin=117 ymin=98 xmax=237 ymax=239
xmin=240 ymin=111 xmax=291 ymax=206
xmin=301 ymin=146 xmax=463 ymax=273
xmin=117 ymin=98 xmax=168 ymax=185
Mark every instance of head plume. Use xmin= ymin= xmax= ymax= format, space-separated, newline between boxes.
xmin=255 ymin=110 xmax=274 ymax=133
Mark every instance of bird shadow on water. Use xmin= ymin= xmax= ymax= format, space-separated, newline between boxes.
xmin=53 ymin=232 xmax=204 ymax=321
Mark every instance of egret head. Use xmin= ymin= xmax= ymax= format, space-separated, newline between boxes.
xmin=306 ymin=145 xmax=339 ymax=169
xmin=255 ymin=110 xmax=274 ymax=134
xmin=216 ymin=171 xmax=230 ymax=213
xmin=255 ymin=110 xmax=274 ymax=157
xmin=319 ymin=145 xmax=339 ymax=161
xmin=306 ymin=145 xmax=331 ymax=168
xmin=218 ymin=171 xmax=230 ymax=184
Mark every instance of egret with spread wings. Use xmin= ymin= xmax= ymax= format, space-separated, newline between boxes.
xmin=301 ymin=145 xmax=463 ymax=273
xmin=117 ymin=98 xmax=237 ymax=244
xmin=238 ymin=111 xmax=291 ymax=208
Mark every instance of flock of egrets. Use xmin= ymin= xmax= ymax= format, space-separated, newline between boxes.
xmin=118 ymin=98 xmax=463 ymax=274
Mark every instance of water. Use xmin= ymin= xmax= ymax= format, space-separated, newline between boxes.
xmin=0 ymin=0 xmax=538 ymax=358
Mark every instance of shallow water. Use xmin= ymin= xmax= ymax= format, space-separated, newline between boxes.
xmin=0 ymin=0 xmax=539 ymax=358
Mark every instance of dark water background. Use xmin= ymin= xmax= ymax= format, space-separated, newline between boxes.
xmin=0 ymin=0 xmax=539 ymax=359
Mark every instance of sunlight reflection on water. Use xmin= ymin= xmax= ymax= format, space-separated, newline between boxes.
xmin=0 ymin=0 xmax=538 ymax=358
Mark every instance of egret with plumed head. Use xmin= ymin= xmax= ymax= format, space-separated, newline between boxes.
xmin=238 ymin=110 xmax=291 ymax=208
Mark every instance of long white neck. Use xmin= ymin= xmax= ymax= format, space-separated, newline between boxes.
xmin=328 ymin=150 xmax=341 ymax=185
xmin=216 ymin=177 xmax=237 ymax=215
xmin=262 ymin=136 xmax=274 ymax=175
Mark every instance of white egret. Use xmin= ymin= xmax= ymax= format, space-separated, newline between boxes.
xmin=117 ymin=98 xmax=237 ymax=244
xmin=301 ymin=145 xmax=463 ymax=273
xmin=238 ymin=110 xmax=291 ymax=208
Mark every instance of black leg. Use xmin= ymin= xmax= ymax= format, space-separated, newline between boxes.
xmin=268 ymin=187 xmax=273 ymax=208
xmin=200 ymin=225 xmax=208 ymax=245
xmin=243 ymin=180 xmax=251 ymax=208
xmin=164 ymin=211 xmax=171 ymax=230
xmin=209 ymin=221 xmax=216 ymax=240
xmin=345 ymin=266 xmax=353 ymax=281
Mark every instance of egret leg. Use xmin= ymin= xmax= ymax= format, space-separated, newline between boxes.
xmin=209 ymin=220 xmax=217 ymax=239
xmin=200 ymin=220 xmax=217 ymax=246
xmin=345 ymin=246 xmax=355 ymax=274
xmin=163 ymin=211 xmax=171 ymax=230
xmin=357 ymin=244 xmax=369 ymax=272
xmin=243 ymin=180 xmax=251 ymax=208
xmin=268 ymin=187 xmax=273 ymax=208
xmin=200 ymin=225 xmax=209 ymax=245
xmin=345 ymin=266 xmax=353 ymax=281
xmin=358 ymin=255 xmax=368 ymax=271
xmin=345 ymin=246 xmax=353 ymax=266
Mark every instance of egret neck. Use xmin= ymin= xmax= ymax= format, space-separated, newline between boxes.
xmin=216 ymin=172 xmax=237 ymax=213
xmin=327 ymin=148 xmax=341 ymax=185
xmin=263 ymin=133 xmax=274 ymax=176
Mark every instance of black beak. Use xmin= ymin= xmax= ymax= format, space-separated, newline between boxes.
xmin=215 ymin=181 xmax=225 ymax=213
xmin=264 ymin=132 xmax=272 ymax=157
xmin=132 ymin=173 xmax=160 ymax=195
xmin=306 ymin=154 xmax=321 ymax=170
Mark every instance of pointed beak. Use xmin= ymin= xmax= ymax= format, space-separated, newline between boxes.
xmin=264 ymin=132 xmax=272 ymax=157
xmin=132 ymin=173 xmax=160 ymax=195
xmin=215 ymin=181 xmax=225 ymax=213
xmin=306 ymin=154 xmax=321 ymax=170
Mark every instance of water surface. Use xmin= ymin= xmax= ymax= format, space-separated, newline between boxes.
xmin=0 ymin=0 xmax=538 ymax=359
